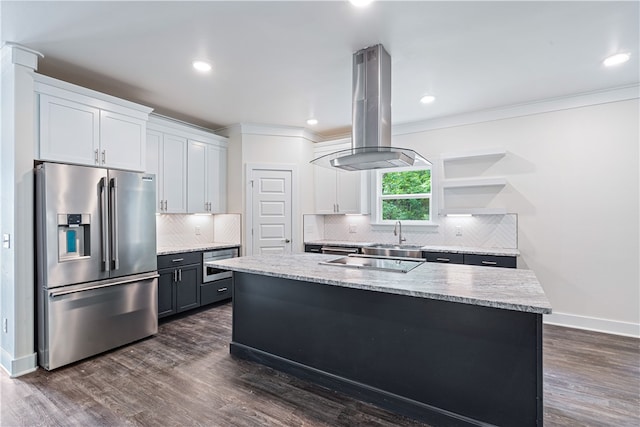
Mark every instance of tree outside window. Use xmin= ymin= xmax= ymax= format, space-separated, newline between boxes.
xmin=379 ymin=168 xmax=431 ymax=222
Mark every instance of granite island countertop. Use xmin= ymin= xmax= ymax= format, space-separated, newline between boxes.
xmin=305 ymin=240 xmax=520 ymax=257
xmin=208 ymin=253 xmax=551 ymax=314
xmin=157 ymin=242 xmax=241 ymax=255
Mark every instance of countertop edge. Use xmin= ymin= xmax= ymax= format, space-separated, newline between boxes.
xmin=157 ymin=243 xmax=241 ymax=255
xmin=304 ymin=241 xmax=520 ymax=257
xmin=206 ymin=261 xmax=551 ymax=315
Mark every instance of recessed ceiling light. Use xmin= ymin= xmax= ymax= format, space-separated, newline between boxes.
xmin=349 ymin=0 xmax=374 ymax=7
xmin=603 ymin=52 xmax=630 ymax=67
xmin=420 ymin=95 xmax=436 ymax=104
xmin=306 ymin=118 xmax=318 ymax=126
xmin=192 ymin=60 xmax=212 ymax=72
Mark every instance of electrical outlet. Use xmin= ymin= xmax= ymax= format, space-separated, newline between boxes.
xmin=349 ymin=225 xmax=357 ymax=233
xmin=195 ymin=226 xmax=201 ymax=235
xmin=455 ymin=226 xmax=462 ymax=237
xmin=3 ymin=318 xmax=7 ymax=333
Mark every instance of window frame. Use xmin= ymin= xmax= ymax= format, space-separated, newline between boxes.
xmin=373 ymin=165 xmax=436 ymax=226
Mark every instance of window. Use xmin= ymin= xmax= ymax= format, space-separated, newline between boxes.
xmin=376 ymin=167 xmax=432 ymax=223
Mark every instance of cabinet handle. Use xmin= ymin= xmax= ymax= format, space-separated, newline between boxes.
xmin=336 ymin=204 xmax=340 ymax=212
xmin=94 ymin=149 xmax=99 ymax=164
xmin=173 ymin=269 xmax=178 ymax=282
xmin=436 ymin=258 xmax=450 ymax=262
xmin=172 ymin=258 xmax=184 ymax=263
xmin=178 ymin=268 xmax=182 ymax=282
xmin=481 ymin=261 xmax=498 ymax=265
xmin=217 ymin=287 xmax=228 ymax=293
xmin=101 ymin=150 xmax=106 ymax=164
xmin=164 ymin=200 xmax=168 ymax=211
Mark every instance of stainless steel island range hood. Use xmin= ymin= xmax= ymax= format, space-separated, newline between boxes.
xmin=311 ymin=44 xmax=430 ymax=171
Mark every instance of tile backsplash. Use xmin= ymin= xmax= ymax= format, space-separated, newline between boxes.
xmin=305 ymin=214 xmax=517 ymax=249
xmin=156 ymin=214 xmax=241 ymax=247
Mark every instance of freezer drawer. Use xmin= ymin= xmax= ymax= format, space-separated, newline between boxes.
xmin=38 ymin=272 xmax=159 ymax=370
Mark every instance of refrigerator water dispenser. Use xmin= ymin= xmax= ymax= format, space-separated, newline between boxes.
xmin=57 ymin=213 xmax=91 ymax=260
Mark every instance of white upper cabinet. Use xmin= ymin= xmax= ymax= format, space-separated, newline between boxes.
xmin=99 ymin=110 xmax=146 ymax=171
xmin=147 ymin=115 xmax=228 ymax=215
xmin=313 ymin=139 xmax=370 ymax=214
xmin=35 ymin=75 xmax=152 ymax=172
xmin=145 ymin=126 xmax=188 ymax=214
xmin=187 ymin=140 xmax=228 ymax=214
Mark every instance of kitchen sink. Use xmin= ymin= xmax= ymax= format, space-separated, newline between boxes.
xmin=362 ymin=244 xmax=424 ymax=259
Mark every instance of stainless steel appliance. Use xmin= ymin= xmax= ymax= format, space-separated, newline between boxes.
xmin=320 ymin=246 xmax=360 ymax=256
xmin=35 ymin=162 xmax=159 ymax=370
xmin=203 ymin=248 xmax=239 ymax=283
xmin=319 ymin=254 xmax=425 ymax=273
xmin=310 ymin=44 xmax=430 ymax=171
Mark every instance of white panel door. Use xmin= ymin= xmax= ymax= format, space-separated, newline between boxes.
xmin=251 ymin=169 xmax=292 ymax=255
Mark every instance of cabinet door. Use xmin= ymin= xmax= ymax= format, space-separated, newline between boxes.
xmin=162 ymin=134 xmax=188 ymax=213
xmin=206 ymin=144 xmax=227 ymax=213
xmin=100 ymin=110 xmax=146 ymax=171
xmin=176 ymin=264 xmax=200 ymax=313
xmin=187 ymin=141 xmax=207 ymax=213
xmin=39 ymin=94 xmax=100 ymax=166
xmin=157 ymin=268 xmax=176 ymax=318
xmin=145 ymin=130 xmax=163 ymax=212
xmin=336 ymin=170 xmax=369 ymax=214
xmin=314 ymin=165 xmax=338 ymax=214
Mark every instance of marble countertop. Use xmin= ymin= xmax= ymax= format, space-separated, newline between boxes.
xmin=305 ymin=240 xmax=520 ymax=256
xmin=208 ymin=254 xmax=551 ymax=314
xmin=157 ymin=242 xmax=241 ymax=255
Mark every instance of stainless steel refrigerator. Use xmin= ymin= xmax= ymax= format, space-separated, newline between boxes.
xmin=35 ymin=162 xmax=158 ymax=370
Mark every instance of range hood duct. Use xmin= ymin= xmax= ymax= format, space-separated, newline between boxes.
xmin=311 ymin=44 xmax=430 ymax=171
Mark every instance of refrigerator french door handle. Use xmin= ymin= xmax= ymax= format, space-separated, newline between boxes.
xmin=100 ymin=177 xmax=110 ymax=272
xmin=49 ymin=273 xmax=160 ymax=298
xmin=110 ymin=177 xmax=120 ymax=270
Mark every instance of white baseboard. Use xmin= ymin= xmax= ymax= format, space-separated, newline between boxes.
xmin=0 ymin=347 xmax=38 ymax=378
xmin=544 ymin=312 xmax=640 ymax=338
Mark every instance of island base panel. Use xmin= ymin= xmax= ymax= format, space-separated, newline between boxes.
xmin=231 ymin=272 xmax=543 ymax=427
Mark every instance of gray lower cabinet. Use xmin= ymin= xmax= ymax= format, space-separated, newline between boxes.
xmin=423 ymin=251 xmax=517 ymax=268
xmin=157 ymin=252 xmax=202 ymax=319
xmin=422 ymin=251 xmax=464 ymax=264
xmin=201 ymin=277 xmax=233 ymax=305
xmin=464 ymin=253 xmax=517 ymax=268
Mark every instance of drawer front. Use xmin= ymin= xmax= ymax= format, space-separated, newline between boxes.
xmin=423 ymin=251 xmax=464 ymax=264
xmin=158 ymin=251 xmax=201 ymax=269
xmin=464 ymin=254 xmax=517 ymax=269
xmin=201 ymin=277 xmax=233 ymax=305
xmin=304 ymin=244 xmax=323 ymax=253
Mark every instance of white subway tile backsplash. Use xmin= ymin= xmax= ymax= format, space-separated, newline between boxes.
xmin=309 ymin=214 xmax=517 ymax=249
xmin=156 ymin=213 xmax=242 ymax=247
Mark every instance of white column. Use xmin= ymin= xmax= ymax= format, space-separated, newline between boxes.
xmin=1 ymin=44 xmax=40 ymax=376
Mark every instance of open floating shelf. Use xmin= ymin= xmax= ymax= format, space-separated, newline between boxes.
xmin=441 ymin=148 xmax=507 ymax=162
xmin=439 ymin=208 xmax=508 ymax=216
xmin=442 ymin=177 xmax=507 ymax=189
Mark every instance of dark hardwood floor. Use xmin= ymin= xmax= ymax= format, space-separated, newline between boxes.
xmin=1 ymin=302 xmax=638 ymax=426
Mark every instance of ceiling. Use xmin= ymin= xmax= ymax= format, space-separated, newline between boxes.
xmin=2 ymin=1 xmax=638 ymax=137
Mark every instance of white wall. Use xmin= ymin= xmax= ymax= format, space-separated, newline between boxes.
xmin=394 ymin=99 xmax=639 ymax=334
xmin=1 ymin=45 xmax=39 ymax=376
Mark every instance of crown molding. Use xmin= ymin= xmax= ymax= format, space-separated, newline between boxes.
xmin=393 ymin=84 xmax=640 ymax=136
xmin=216 ymin=123 xmax=323 ymax=143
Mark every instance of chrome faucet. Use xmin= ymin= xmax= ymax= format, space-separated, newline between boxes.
xmin=393 ymin=221 xmax=406 ymax=245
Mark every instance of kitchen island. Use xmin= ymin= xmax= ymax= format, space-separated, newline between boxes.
xmin=208 ymin=254 xmax=551 ymax=427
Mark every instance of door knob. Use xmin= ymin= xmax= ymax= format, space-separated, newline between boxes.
xmin=285 ymin=239 xmax=291 ymax=243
